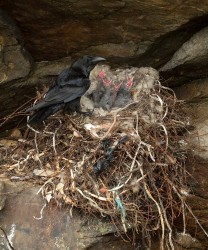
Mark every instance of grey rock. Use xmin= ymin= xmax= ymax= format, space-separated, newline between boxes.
xmin=0 ymin=10 xmax=32 ymax=85
xmin=0 ymin=181 xmax=6 ymax=210
xmin=0 ymin=180 xmax=134 ymax=250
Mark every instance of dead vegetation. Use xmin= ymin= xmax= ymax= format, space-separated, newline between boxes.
xmin=0 ymin=65 xmax=205 ymax=249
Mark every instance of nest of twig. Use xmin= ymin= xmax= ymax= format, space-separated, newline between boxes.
xmin=0 ymin=65 xmax=193 ymax=249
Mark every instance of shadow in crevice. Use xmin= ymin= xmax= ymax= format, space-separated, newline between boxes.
xmin=110 ymin=14 xmax=208 ymax=70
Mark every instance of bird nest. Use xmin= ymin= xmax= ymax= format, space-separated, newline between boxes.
xmin=1 ymin=65 xmax=191 ymax=248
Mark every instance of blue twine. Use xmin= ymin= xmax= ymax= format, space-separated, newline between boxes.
xmin=115 ymin=196 xmax=126 ymax=223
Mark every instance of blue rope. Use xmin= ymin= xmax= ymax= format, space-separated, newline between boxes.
xmin=115 ymin=195 xmax=126 ymax=223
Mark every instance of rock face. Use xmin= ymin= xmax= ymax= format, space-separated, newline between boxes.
xmin=0 ymin=10 xmax=31 ymax=84
xmin=0 ymin=0 xmax=207 ymax=63
xmin=160 ymin=26 xmax=208 ymax=72
xmin=174 ymin=79 xmax=208 ymax=160
xmin=0 ymin=179 xmax=135 ymax=250
xmin=0 ymin=181 xmax=6 ymax=210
